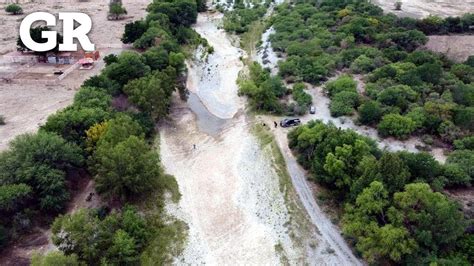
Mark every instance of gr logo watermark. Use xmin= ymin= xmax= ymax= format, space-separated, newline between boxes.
xmin=19 ymin=12 xmax=95 ymax=52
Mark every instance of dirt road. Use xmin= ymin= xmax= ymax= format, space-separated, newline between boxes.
xmin=269 ymin=122 xmax=363 ymax=266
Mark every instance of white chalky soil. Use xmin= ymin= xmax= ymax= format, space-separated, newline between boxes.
xmin=161 ymin=11 xmax=304 ymax=265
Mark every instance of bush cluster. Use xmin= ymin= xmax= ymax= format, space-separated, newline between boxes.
xmin=289 ymin=121 xmax=472 ymax=264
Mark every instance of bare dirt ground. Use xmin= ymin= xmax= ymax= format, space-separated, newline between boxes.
xmin=374 ymin=0 xmax=474 ymax=18
xmin=0 ymin=0 xmax=149 ymax=151
xmin=445 ymin=188 xmax=474 ymax=219
xmin=425 ymin=35 xmax=474 ymax=62
xmin=0 ymin=0 xmax=149 ymax=54
xmin=374 ymin=0 xmax=474 ymax=62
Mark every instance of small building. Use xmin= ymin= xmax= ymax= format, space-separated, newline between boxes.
xmin=57 ymin=52 xmax=73 ymax=64
xmin=46 ymin=52 xmax=76 ymax=65
xmin=47 ymin=53 xmax=57 ymax=64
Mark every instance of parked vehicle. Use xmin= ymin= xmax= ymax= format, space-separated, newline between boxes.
xmin=280 ymin=118 xmax=301 ymax=127
xmin=309 ymin=106 xmax=316 ymax=114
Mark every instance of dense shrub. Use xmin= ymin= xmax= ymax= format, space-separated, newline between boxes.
xmin=288 ymin=121 xmax=469 ymax=264
xmin=5 ymin=4 xmax=22 ymax=15
xmin=269 ymin=1 xmax=472 ymax=143
xmin=358 ymin=101 xmax=382 ymax=125
xmin=378 ymin=114 xmax=416 ymax=139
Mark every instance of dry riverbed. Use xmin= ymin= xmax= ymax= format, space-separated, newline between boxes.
xmin=158 ymin=10 xmax=360 ymax=264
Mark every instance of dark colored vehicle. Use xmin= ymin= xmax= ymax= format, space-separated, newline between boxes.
xmin=280 ymin=118 xmax=301 ymax=127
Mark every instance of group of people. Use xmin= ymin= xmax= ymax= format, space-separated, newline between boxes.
xmin=263 ymin=121 xmax=278 ymax=128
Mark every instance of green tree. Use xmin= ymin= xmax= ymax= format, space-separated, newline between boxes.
xmin=123 ymin=70 xmax=175 ymax=120
xmin=83 ymin=74 xmax=121 ymax=96
xmin=357 ymin=224 xmax=417 ymax=263
xmin=350 ymin=156 xmax=381 ymax=200
xmin=133 ymin=25 xmax=170 ymax=49
xmin=417 ymin=63 xmax=443 ymax=84
xmin=96 ymin=114 xmax=144 ymax=147
xmin=446 ymin=149 xmax=473 ymax=183
xmin=147 ymin=0 xmax=197 ymax=27
xmin=0 ymin=132 xmax=83 ymax=212
xmin=323 ymin=140 xmax=372 ymax=190
xmin=109 ymin=3 xmax=127 ymax=20
xmin=105 ymin=52 xmax=151 ymax=85
xmin=42 ymin=106 xmax=110 ymax=146
xmin=168 ymin=52 xmax=186 ymax=74
xmin=398 ymin=151 xmax=441 ymax=183
xmin=325 ymin=75 xmax=357 ymax=97
xmin=452 ymin=83 xmax=474 ymax=106
xmin=350 ymin=55 xmax=376 ymax=74
xmin=122 ymin=20 xmax=147 ymax=44
xmin=196 ymin=0 xmax=207 ymax=12
xmin=378 ymin=152 xmax=410 ymax=193
xmin=343 ymin=181 xmax=417 ymax=263
xmin=330 ymin=91 xmax=360 ymax=117
xmin=358 ymin=101 xmax=382 ymax=125
xmin=52 ymin=207 xmax=149 ymax=264
xmin=31 ymin=251 xmax=82 ymax=266
xmin=5 ymin=4 xmax=22 ymax=15
xmin=378 ymin=114 xmax=416 ymax=139
xmin=443 ymin=163 xmax=470 ymax=187
xmin=107 ymin=230 xmax=139 ymax=264
xmin=143 ymin=47 xmax=170 ymax=71
xmin=73 ymin=86 xmax=112 ymax=110
xmin=292 ymin=83 xmax=312 ymax=109
xmin=453 ymin=136 xmax=474 ymax=150
xmin=94 ymin=136 xmax=161 ymax=201
xmin=377 ymin=85 xmax=417 ymax=112
xmin=103 ymin=54 xmax=118 ymax=66
xmin=454 ymin=106 xmax=474 ymax=131
xmin=52 ymin=209 xmax=99 ymax=262
xmin=389 ymin=183 xmax=466 ymax=253
xmin=406 ymin=107 xmax=427 ymax=129
xmin=0 ymin=184 xmax=31 ymax=213
xmin=451 ymin=64 xmax=474 ymax=84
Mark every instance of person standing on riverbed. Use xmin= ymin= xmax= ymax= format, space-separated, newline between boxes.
xmin=274 ymin=121 xmax=277 ymax=128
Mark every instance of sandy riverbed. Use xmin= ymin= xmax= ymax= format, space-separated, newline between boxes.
xmin=159 ymin=10 xmax=358 ymax=265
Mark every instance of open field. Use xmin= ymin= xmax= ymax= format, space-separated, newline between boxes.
xmin=0 ymin=0 xmax=150 ymax=151
xmin=425 ymin=35 xmax=474 ymax=62
xmin=374 ymin=0 xmax=474 ymax=18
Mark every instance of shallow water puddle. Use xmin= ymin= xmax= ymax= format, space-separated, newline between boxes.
xmin=187 ymin=92 xmax=228 ymax=137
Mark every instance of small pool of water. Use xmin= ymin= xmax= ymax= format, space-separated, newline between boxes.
xmin=187 ymin=92 xmax=228 ymax=137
